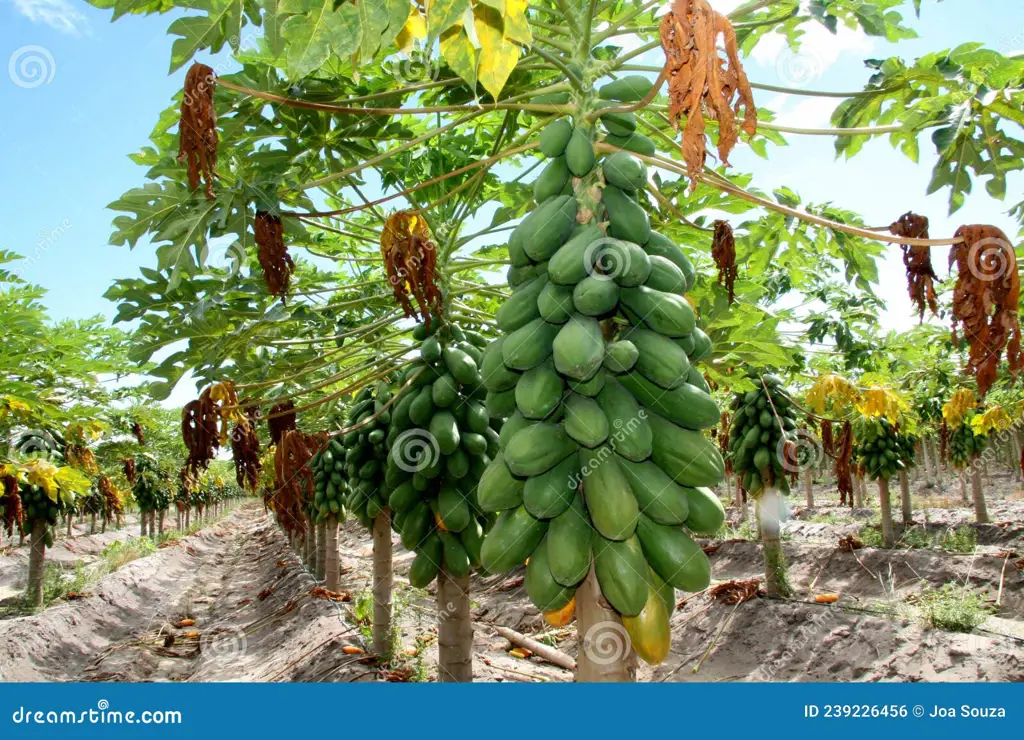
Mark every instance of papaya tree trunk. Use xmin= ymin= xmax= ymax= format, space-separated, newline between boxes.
xmin=324 ymin=519 xmax=339 ymax=590
xmin=853 ymin=475 xmax=864 ymax=507
xmin=759 ymin=489 xmax=791 ymax=597
xmin=437 ymin=568 xmax=473 ymax=682
xmin=304 ymin=515 xmax=315 ymax=568
xmin=958 ymin=470 xmax=969 ymax=503
xmin=315 ymin=521 xmax=327 ymax=580
xmin=877 ymin=477 xmax=894 ymax=548
xmin=101 ymin=517 xmax=107 ymax=534
xmin=157 ymin=510 xmax=164 ymax=536
xmin=140 ymin=512 xmax=147 ymax=538
xmin=970 ymin=456 xmax=989 ymax=524
xmin=922 ymin=438 xmax=934 ymax=486
xmin=26 ymin=521 xmax=46 ymax=608
xmin=898 ymin=469 xmax=913 ymax=525
xmin=734 ymin=474 xmax=746 ymax=521
xmin=66 ymin=516 xmax=73 ymax=539
xmin=803 ymin=468 xmax=813 ymax=508
xmin=372 ymin=509 xmax=394 ymax=660
xmin=575 ymin=564 xmax=636 ymax=682
xmin=90 ymin=513 xmax=97 ymax=534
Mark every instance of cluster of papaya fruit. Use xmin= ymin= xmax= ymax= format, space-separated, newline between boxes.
xmin=384 ymin=323 xmax=499 ymax=587
xmin=18 ymin=483 xmax=62 ymax=545
xmin=475 ymin=81 xmax=726 ymax=666
xmin=332 ymin=381 xmax=393 ymax=528
xmin=949 ymin=422 xmax=984 ymax=469
xmin=727 ymin=375 xmax=797 ymax=496
xmin=853 ymin=417 xmax=917 ymax=480
xmin=310 ymin=433 xmax=349 ymax=525
xmin=133 ymin=454 xmax=170 ymax=516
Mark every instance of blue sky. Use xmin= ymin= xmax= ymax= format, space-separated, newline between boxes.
xmin=1 ymin=1 xmax=1022 ymax=347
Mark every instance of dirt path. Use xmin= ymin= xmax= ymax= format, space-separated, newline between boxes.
xmin=2 ymin=476 xmax=1022 ymax=683
xmin=0 ymin=504 xmax=368 ymax=682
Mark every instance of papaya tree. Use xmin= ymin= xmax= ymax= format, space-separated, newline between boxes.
xmin=727 ymin=373 xmax=801 ymax=596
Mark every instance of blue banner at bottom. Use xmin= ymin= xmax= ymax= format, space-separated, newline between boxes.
xmin=2 ymin=683 xmax=1019 ymax=738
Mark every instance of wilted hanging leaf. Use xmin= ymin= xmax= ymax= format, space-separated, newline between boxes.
xmin=889 ymin=212 xmax=937 ymax=322
xmin=660 ymin=0 xmax=757 ymax=185
xmin=131 ymin=421 xmax=146 ymax=446
xmin=255 ymin=211 xmax=294 ymax=301
xmin=268 ymin=401 xmax=297 ymax=445
xmin=231 ymin=408 xmax=261 ymax=493
xmin=942 ymin=389 xmax=977 ymax=429
xmin=381 ymin=211 xmax=443 ymax=327
xmin=949 ymin=225 xmax=1022 ymax=397
xmin=712 ymin=220 xmax=737 ymax=304
xmin=122 ymin=457 xmax=136 ymax=485
xmin=820 ymin=419 xmax=834 ymax=457
xmin=1 ymin=475 xmax=23 ymax=536
xmin=273 ymin=429 xmax=327 ymax=535
xmin=182 ymin=388 xmax=221 ymax=476
xmin=178 ymin=63 xmax=218 ymax=200
xmin=835 ymin=421 xmax=853 ymax=508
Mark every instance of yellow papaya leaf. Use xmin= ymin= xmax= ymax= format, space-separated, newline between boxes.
xmin=475 ymin=6 xmax=519 ymax=99
xmin=806 ymin=373 xmax=860 ymax=415
xmin=855 ymin=386 xmax=906 ymax=422
xmin=440 ymin=23 xmax=477 ymax=90
xmin=427 ymin=0 xmax=472 ymax=40
xmin=55 ymin=465 xmax=91 ymax=498
xmin=942 ymin=389 xmax=977 ymax=429
xmin=24 ymin=459 xmax=59 ymax=500
xmin=503 ymin=0 xmax=532 ymax=47
xmin=971 ymin=406 xmax=1011 ymax=436
xmin=395 ymin=5 xmax=427 ymax=52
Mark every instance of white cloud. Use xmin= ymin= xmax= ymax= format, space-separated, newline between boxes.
xmin=749 ymin=22 xmax=874 ymax=89
xmin=12 ymin=0 xmax=91 ymax=36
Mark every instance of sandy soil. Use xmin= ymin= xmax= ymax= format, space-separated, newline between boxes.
xmin=1 ymin=468 xmax=1022 ymax=683
xmin=0 ymin=514 xmax=145 ymax=603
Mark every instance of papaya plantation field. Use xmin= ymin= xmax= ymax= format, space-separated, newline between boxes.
xmin=1 ymin=0 xmax=1023 ymax=685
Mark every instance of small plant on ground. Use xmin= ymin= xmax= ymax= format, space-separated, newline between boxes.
xmin=909 ymin=584 xmax=993 ymax=632
xmin=938 ymin=526 xmax=978 ymax=554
